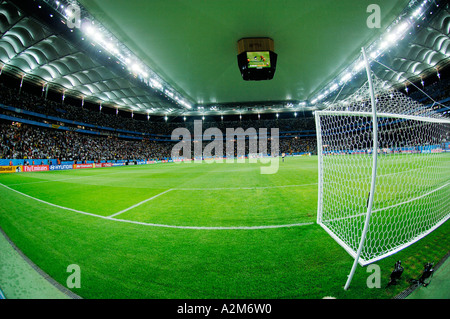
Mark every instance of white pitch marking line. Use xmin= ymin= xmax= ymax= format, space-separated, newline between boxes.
xmin=323 ymin=182 xmax=450 ymax=223
xmin=107 ymin=189 xmax=174 ymax=218
xmin=109 ymin=220 xmax=314 ymax=230
xmin=0 ymin=183 xmax=314 ymax=231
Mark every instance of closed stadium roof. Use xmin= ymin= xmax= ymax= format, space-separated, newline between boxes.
xmin=0 ymin=0 xmax=449 ymax=117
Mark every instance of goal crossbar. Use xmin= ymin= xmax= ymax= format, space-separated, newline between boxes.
xmin=315 ymin=110 xmax=450 ymax=124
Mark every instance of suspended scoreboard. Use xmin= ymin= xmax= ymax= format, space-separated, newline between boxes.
xmin=237 ymin=38 xmax=278 ymax=81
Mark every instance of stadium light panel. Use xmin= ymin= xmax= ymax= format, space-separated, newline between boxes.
xmin=64 ymin=8 xmax=73 ymax=17
xmin=412 ymin=8 xmax=422 ymax=17
xmin=166 ymin=90 xmax=175 ymax=99
xmin=180 ymin=100 xmax=192 ymax=109
xmin=341 ymin=72 xmax=352 ymax=83
xmin=150 ymin=79 xmax=163 ymax=90
xmin=329 ymin=83 xmax=339 ymax=92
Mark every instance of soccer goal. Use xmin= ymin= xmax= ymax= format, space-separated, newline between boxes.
xmin=314 ymin=49 xmax=450 ymax=289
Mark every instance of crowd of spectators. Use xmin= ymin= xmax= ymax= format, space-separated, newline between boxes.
xmin=3 ymin=69 xmax=448 ymax=162
xmin=409 ymin=75 xmax=450 ymax=104
xmin=0 ymin=122 xmax=173 ymax=161
xmin=0 ymin=83 xmax=316 ymax=136
xmin=0 ymin=81 xmax=319 ymax=161
xmin=279 ymin=137 xmax=316 ymax=155
xmin=0 ymin=121 xmax=316 ymax=161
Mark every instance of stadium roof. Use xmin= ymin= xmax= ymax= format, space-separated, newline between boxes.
xmin=0 ymin=0 xmax=449 ymax=117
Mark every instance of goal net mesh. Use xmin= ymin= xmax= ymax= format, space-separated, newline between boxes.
xmin=315 ymin=72 xmax=450 ymax=265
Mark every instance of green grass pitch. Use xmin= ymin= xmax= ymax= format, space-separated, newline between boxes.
xmin=0 ymin=156 xmax=448 ymax=299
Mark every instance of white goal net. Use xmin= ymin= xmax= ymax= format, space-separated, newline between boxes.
xmin=315 ymin=70 xmax=450 ymax=268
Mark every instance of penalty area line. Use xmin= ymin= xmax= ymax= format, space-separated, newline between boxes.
xmin=108 ymin=189 xmax=174 ymax=218
xmin=0 ymin=182 xmax=314 ymax=231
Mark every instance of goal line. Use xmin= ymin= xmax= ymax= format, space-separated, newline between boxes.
xmin=321 ymin=182 xmax=450 ymax=224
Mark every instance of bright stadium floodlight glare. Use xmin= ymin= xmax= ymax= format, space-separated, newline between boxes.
xmin=150 ymin=79 xmax=163 ymax=90
xmin=131 ymin=63 xmax=140 ymax=72
xmin=386 ymin=32 xmax=397 ymax=44
xmin=329 ymin=83 xmax=339 ymax=92
xmin=64 ymin=8 xmax=73 ymax=17
xmin=49 ymin=0 xmax=194 ymax=112
xmin=379 ymin=40 xmax=389 ymax=51
xmin=396 ymin=21 xmax=409 ymax=34
xmin=308 ymin=0 xmax=435 ymax=109
xmin=370 ymin=50 xmax=381 ymax=59
xmin=341 ymin=72 xmax=352 ymax=83
xmin=167 ymin=90 xmax=175 ymax=99
xmin=104 ymin=42 xmax=115 ymax=53
xmin=381 ymin=21 xmax=409 ymax=49
xmin=412 ymin=7 xmax=422 ymax=18
xmin=83 ymin=23 xmax=94 ymax=36
xmin=180 ymin=100 xmax=192 ymax=109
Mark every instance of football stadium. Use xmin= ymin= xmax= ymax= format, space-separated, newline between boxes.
xmin=0 ymin=0 xmax=449 ymax=307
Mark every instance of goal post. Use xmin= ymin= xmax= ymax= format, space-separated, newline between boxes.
xmin=315 ymin=48 xmax=450 ymax=289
